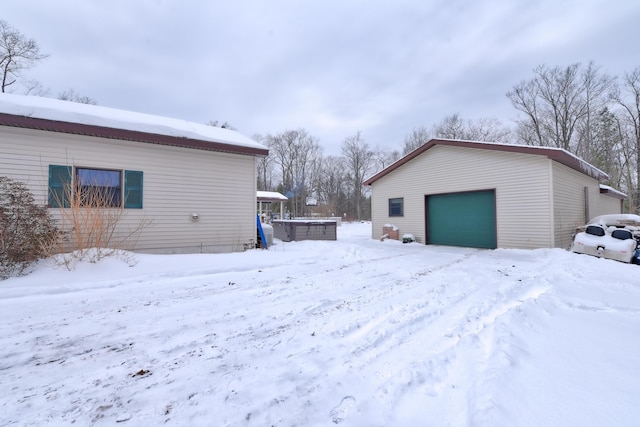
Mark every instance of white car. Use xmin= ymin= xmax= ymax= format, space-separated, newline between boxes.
xmin=571 ymin=214 xmax=640 ymax=264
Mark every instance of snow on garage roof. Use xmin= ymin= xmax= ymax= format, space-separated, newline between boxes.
xmin=363 ymin=138 xmax=609 ymax=184
xmin=0 ymin=93 xmax=268 ymax=156
xmin=599 ymin=184 xmax=626 ymax=199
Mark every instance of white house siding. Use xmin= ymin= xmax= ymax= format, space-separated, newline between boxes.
xmin=370 ymin=145 xmax=554 ymax=249
xmin=0 ymin=126 xmax=258 ymax=254
xmin=550 ymin=162 xmax=605 ymax=248
xmin=594 ymin=193 xmax=623 ymax=218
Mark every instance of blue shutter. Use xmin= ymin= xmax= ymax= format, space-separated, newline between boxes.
xmin=48 ymin=165 xmax=72 ymax=208
xmin=124 ymin=170 xmax=143 ymax=209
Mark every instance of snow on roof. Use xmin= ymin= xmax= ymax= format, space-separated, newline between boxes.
xmin=0 ymin=93 xmax=267 ymax=153
xmin=599 ymin=184 xmax=627 ymax=199
xmin=257 ymin=191 xmax=288 ymax=201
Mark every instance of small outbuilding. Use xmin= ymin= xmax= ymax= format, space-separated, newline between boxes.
xmin=257 ymin=191 xmax=288 ymax=220
xmin=363 ymin=138 xmax=625 ymax=250
xmin=0 ymin=94 xmax=268 ymax=254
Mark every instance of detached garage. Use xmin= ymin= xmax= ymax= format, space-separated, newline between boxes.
xmin=364 ymin=139 xmax=625 ymax=250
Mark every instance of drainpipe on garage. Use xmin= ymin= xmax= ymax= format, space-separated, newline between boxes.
xmin=583 ymin=187 xmax=590 ymax=223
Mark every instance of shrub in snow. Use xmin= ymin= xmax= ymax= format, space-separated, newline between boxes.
xmin=402 ymin=234 xmax=416 ymax=243
xmin=0 ymin=176 xmax=58 ymax=279
xmin=48 ymin=180 xmax=152 ymax=270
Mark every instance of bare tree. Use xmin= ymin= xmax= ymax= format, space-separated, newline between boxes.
xmin=508 ymin=62 xmax=640 ymax=210
xmin=425 ymin=114 xmax=512 ymax=144
xmin=584 ymin=107 xmax=625 ymax=188
xmin=612 ymin=66 xmax=640 ymax=213
xmin=58 ymin=88 xmax=97 ymax=105
xmin=464 ymin=117 xmax=512 ymax=143
xmin=433 ymin=114 xmax=466 ymax=139
xmin=0 ymin=20 xmax=48 ymax=93
xmin=507 ymin=62 xmax=614 ymax=152
xmin=508 ymin=78 xmax=545 ymax=146
xmin=253 ymin=134 xmax=276 ymax=191
xmin=342 ymin=131 xmax=373 ymax=220
xmin=267 ymin=129 xmax=321 ymax=217
xmin=315 ymin=155 xmax=349 ymax=217
xmin=23 ymin=79 xmax=48 ymax=96
xmin=403 ymin=126 xmax=431 ymax=155
xmin=574 ymin=62 xmax=615 ymax=158
xmin=371 ymin=144 xmax=401 ymax=173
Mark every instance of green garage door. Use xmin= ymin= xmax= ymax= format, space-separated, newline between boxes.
xmin=426 ymin=190 xmax=497 ymax=249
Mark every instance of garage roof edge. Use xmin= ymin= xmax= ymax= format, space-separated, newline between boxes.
xmin=363 ymin=138 xmax=609 ymax=185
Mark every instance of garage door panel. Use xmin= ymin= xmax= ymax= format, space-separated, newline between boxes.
xmin=427 ymin=190 xmax=496 ymax=249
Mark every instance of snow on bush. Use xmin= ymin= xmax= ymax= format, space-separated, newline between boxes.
xmin=402 ymin=233 xmax=416 ymax=243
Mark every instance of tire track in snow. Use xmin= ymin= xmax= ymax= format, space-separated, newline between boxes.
xmin=332 ymin=253 xmax=556 ymax=426
xmin=190 ymin=245 xmax=481 ymax=425
xmin=215 ymin=248 xmax=540 ymax=425
xmin=1 ymin=239 xmax=567 ymax=426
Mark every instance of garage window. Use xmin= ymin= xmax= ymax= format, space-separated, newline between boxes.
xmin=389 ymin=197 xmax=403 ymax=217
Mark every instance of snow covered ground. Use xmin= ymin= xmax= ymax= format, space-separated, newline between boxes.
xmin=1 ymin=222 xmax=639 ymax=426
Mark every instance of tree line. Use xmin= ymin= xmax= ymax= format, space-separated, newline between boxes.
xmin=255 ymin=129 xmax=381 ymax=221
xmin=2 ymin=20 xmax=639 ymax=217
xmin=257 ymin=62 xmax=640 ymax=219
xmin=507 ymin=62 xmax=640 ymax=212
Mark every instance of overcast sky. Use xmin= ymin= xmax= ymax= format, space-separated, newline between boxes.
xmin=4 ymin=0 xmax=639 ymax=155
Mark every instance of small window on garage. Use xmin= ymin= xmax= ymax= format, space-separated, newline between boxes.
xmin=389 ymin=197 xmax=403 ymax=217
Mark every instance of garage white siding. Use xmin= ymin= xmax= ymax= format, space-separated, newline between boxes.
xmin=594 ymin=193 xmax=623 ymax=218
xmin=370 ymin=145 xmax=555 ymax=249
xmin=551 ymin=162 xmax=603 ymax=249
xmin=0 ymin=125 xmax=258 ymax=253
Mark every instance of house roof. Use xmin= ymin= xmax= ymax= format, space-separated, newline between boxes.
xmin=363 ymin=138 xmax=609 ymax=185
xmin=0 ymin=93 xmax=269 ymax=157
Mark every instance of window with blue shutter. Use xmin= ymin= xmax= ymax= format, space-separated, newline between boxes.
xmin=49 ymin=166 xmax=142 ymax=209
xmin=124 ymin=170 xmax=143 ymax=209
xmin=48 ymin=165 xmax=72 ymax=208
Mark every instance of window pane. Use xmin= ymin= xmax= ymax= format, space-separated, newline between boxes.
xmin=76 ymin=168 xmax=122 ymax=207
xmin=389 ymin=198 xmax=403 ymax=217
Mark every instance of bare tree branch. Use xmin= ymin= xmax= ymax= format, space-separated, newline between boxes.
xmin=0 ymin=20 xmax=48 ymax=93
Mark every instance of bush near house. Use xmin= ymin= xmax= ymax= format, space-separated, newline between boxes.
xmin=48 ymin=180 xmax=152 ymax=270
xmin=0 ymin=176 xmax=58 ymax=279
